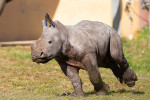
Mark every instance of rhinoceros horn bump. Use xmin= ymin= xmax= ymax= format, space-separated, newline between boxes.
xmin=45 ymin=13 xmax=55 ymax=28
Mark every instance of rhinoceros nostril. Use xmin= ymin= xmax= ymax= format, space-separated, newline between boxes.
xmin=40 ymin=52 xmax=44 ymax=57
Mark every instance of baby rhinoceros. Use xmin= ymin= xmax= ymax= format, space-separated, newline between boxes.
xmin=31 ymin=13 xmax=137 ymax=96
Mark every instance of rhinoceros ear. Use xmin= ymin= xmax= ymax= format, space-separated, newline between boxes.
xmin=41 ymin=20 xmax=47 ymax=31
xmin=45 ymin=13 xmax=55 ymax=28
xmin=42 ymin=20 xmax=47 ymax=27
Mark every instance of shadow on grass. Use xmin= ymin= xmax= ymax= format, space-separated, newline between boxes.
xmin=108 ymin=89 xmax=145 ymax=95
xmin=85 ymin=89 xmax=145 ymax=95
xmin=59 ymin=91 xmax=95 ymax=96
xmin=60 ymin=93 xmax=71 ymax=96
xmin=58 ymin=89 xmax=145 ymax=97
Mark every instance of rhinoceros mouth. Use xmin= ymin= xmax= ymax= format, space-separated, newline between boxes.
xmin=32 ymin=57 xmax=52 ymax=64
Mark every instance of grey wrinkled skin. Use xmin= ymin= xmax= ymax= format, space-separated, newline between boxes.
xmin=31 ymin=13 xmax=138 ymax=96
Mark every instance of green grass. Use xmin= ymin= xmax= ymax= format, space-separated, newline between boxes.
xmin=122 ymin=26 xmax=150 ymax=72
xmin=0 ymin=27 xmax=150 ymax=99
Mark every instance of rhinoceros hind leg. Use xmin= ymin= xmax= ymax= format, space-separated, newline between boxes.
xmin=122 ymin=66 xmax=138 ymax=87
xmin=82 ymin=53 xmax=109 ymax=95
xmin=116 ymin=56 xmax=137 ymax=87
xmin=104 ymin=60 xmax=123 ymax=83
xmin=110 ymin=35 xmax=137 ymax=87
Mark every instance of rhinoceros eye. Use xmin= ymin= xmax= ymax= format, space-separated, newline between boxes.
xmin=48 ymin=41 xmax=52 ymax=44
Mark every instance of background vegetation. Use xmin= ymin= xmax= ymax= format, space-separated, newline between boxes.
xmin=0 ymin=27 xmax=150 ymax=100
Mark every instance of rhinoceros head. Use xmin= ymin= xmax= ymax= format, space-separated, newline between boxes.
xmin=31 ymin=13 xmax=63 ymax=63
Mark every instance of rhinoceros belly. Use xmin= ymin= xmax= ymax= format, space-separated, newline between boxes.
xmin=65 ymin=59 xmax=86 ymax=70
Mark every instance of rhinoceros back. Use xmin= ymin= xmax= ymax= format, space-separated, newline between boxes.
xmin=66 ymin=20 xmax=118 ymax=59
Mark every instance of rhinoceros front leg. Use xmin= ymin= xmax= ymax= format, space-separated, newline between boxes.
xmin=82 ymin=53 xmax=110 ymax=95
xmin=56 ymin=60 xmax=86 ymax=96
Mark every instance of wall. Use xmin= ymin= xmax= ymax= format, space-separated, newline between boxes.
xmin=53 ymin=0 xmax=112 ymax=25
xmin=0 ymin=0 xmax=148 ymax=42
xmin=120 ymin=0 xmax=148 ymax=39
xmin=0 ymin=0 xmax=60 ymax=42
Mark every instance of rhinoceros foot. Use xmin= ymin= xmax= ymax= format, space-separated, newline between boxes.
xmin=123 ymin=67 xmax=138 ymax=87
xmin=69 ymin=90 xmax=86 ymax=97
xmin=96 ymin=82 xmax=110 ymax=95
